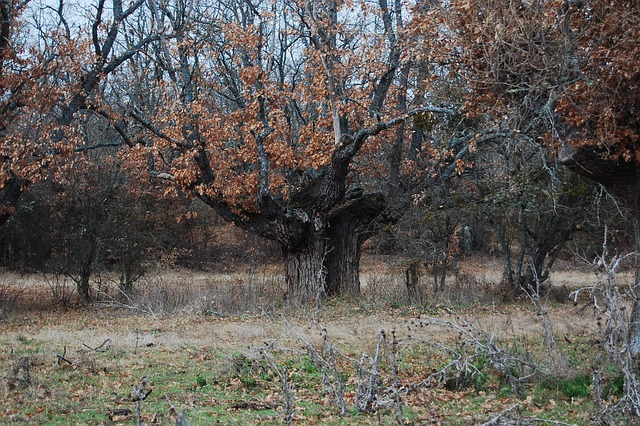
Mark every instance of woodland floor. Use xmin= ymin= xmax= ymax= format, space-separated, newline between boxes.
xmin=0 ymin=256 xmax=635 ymax=425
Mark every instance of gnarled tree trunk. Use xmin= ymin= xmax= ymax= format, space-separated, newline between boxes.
xmin=325 ymin=220 xmax=361 ymax=297
xmin=281 ymin=215 xmax=328 ymax=305
xmin=325 ymin=194 xmax=388 ymax=297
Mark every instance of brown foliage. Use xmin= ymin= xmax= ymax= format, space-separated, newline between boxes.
xmin=1 ymin=0 xmax=149 ymax=225
xmin=415 ymin=0 xmax=639 ymax=163
xmin=556 ymin=1 xmax=640 ymax=163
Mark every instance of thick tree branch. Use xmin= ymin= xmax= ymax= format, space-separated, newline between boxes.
xmin=127 ymin=109 xmax=178 ymax=145
xmin=559 ymin=144 xmax=640 ymax=211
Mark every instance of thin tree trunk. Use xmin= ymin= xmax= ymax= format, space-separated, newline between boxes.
xmin=439 ymin=252 xmax=448 ymax=292
xmin=487 ymin=215 xmax=514 ymax=287
xmin=515 ymin=207 xmax=528 ymax=290
xmin=76 ymin=239 xmax=98 ymax=302
xmin=432 ymin=259 xmax=439 ymax=294
xmin=405 ymin=261 xmax=422 ymax=305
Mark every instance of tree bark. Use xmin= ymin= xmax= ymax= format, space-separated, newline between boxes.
xmin=526 ymin=217 xmax=573 ymax=290
xmin=325 ymin=194 xmax=389 ymax=297
xmin=282 ymin=220 xmax=327 ymax=305
xmin=325 ymin=217 xmax=361 ymax=297
xmin=75 ymin=237 xmax=98 ymax=303
xmin=439 ymin=250 xmax=448 ymax=292
xmin=405 ymin=261 xmax=423 ymax=305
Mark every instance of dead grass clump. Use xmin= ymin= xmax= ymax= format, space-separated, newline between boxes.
xmin=361 ymin=275 xmax=408 ymax=308
xmin=127 ymin=274 xmax=197 ymax=315
xmin=429 ymin=273 xmax=500 ymax=306
xmin=42 ymin=272 xmax=75 ymax=307
xmin=3 ymin=357 xmax=33 ymax=394
xmin=200 ymin=274 xmax=286 ymax=316
xmin=362 ymin=272 xmax=501 ymax=309
xmin=105 ymin=268 xmax=287 ymax=316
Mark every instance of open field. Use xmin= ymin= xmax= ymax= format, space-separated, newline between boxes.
xmin=0 ymin=257 xmax=634 ymax=425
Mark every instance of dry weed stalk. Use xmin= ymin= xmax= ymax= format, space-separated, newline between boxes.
xmin=0 ymin=274 xmax=20 ymax=318
xmin=411 ymin=315 xmax=538 ymax=395
xmin=480 ymin=404 xmax=574 ymax=426
xmin=260 ymin=348 xmax=294 ymax=426
xmin=356 ymin=330 xmax=385 ymax=413
xmin=93 ymin=286 xmax=157 ymax=317
xmin=480 ymin=403 xmax=521 ymax=426
xmin=388 ymin=330 xmax=404 ymax=424
xmin=355 ymin=329 xmax=404 ymax=422
xmin=166 ymin=395 xmax=189 ymax=426
xmin=570 ymin=226 xmax=640 ymax=417
xmin=42 ymin=272 xmax=74 ymax=307
xmin=525 ymin=260 xmax=555 ymax=362
xmin=295 ymin=329 xmax=347 ymax=416
xmin=131 ymin=376 xmax=152 ymax=426
xmin=261 ymin=321 xmax=402 ymax=419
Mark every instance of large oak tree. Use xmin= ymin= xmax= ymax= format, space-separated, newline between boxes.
xmin=122 ymin=0 xmax=454 ymax=303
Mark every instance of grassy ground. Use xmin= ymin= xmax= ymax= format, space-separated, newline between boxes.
xmin=0 ymin=257 xmax=633 ymax=425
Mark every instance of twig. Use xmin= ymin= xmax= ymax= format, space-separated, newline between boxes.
xmin=406 ymin=316 xmax=539 ymax=395
xmin=481 ymin=403 xmax=520 ymax=425
xmin=526 ymin=259 xmax=555 ymax=361
xmin=356 ymin=330 xmax=385 ymax=413
xmin=294 ymin=329 xmax=347 ymax=416
xmin=82 ymin=339 xmax=112 ymax=352
xmin=525 ymin=419 xmax=575 ymax=425
xmin=165 ymin=395 xmax=189 ymax=426
xmin=56 ymin=346 xmax=73 ymax=366
xmin=570 ymin=226 xmax=640 ymax=416
xmin=93 ymin=286 xmax=157 ymax=318
xmin=260 ymin=349 xmax=294 ymax=426
xmin=388 ymin=330 xmax=404 ymax=424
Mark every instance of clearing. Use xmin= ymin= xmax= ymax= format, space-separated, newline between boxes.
xmin=0 ymin=257 xmax=629 ymax=425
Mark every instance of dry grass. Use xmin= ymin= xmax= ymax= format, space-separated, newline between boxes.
xmin=0 ymin=255 xmax=604 ymax=322
xmin=0 ymin=260 xmax=599 ymax=353
xmin=0 ymin=256 xmax=616 ymax=424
